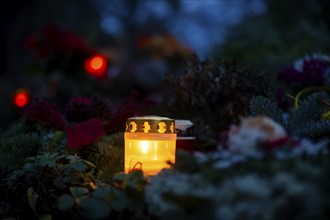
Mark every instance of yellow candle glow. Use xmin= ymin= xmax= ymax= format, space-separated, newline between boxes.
xmin=124 ymin=116 xmax=176 ymax=176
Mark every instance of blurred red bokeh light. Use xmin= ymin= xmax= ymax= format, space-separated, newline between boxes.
xmin=14 ymin=89 xmax=30 ymax=107
xmin=84 ymin=54 xmax=108 ymax=79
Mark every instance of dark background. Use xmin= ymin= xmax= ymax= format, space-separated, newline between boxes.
xmin=1 ymin=0 xmax=329 ymax=128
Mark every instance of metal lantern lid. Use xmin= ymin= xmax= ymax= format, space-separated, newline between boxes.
xmin=175 ymin=119 xmax=194 ymax=137
xmin=126 ymin=116 xmax=175 ymax=134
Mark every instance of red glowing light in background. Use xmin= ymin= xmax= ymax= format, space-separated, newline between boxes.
xmin=84 ymin=54 xmax=108 ymax=79
xmin=14 ymin=89 xmax=30 ymax=107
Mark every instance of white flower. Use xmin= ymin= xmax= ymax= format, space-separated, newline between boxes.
xmin=228 ymin=128 xmax=265 ymax=155
xmin=294 ymin=58 xmax=305 ymax=72
xmin=227 ymin=116 xmax=286 ymax=156
xmin=294 ymin=53 xmax=330 ymax=72
xmin=215 ymin=174 xmax=272 ymax=220
xmin=215 ymin=172 xmax=323 ymax=220
xmin=309 ymin=53 xmax=330 ymax=62
xmin=145 ymin=170 xmax=215 ymax=217
xmin=291 ymin=138 xmax=328 ymax=157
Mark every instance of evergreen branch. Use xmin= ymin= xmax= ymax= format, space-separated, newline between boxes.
xmin=287 ymin=92 xmax=329 ymax=131
xmin=293 ymin=119 xmax=330 ymax=138
xmin=39 ymin=131 xmax=66 ymax=153
xmin=249 ymin=96 xmax=285 ymax=126
xmin=79 ymin=133 xmax=124 ymax=182
xmin=0 ymin=133 xmax=41 ymax=171
xmin=294 ymin=86 xmax=330 ymax=109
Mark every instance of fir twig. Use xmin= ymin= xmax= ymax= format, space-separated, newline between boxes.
xmin=79 ymin=133 xmax=124 ymax=182
xmin=250 ymin=92 xmax=330 ymax=138
xmin=249 ymin=96 xmax=285 ymax=126
xmin=287 ymin=92 xmax=329 ymax=131
xmin=293 ymin=120 xmax=330 ymax=138
xmin=0 ymin=133 xmax=41 ymax=171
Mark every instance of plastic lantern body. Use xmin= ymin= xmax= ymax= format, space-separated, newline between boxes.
xmin=175 ymin=120 xmax=195 ymax=152
xmin=125 ymin=116 xmax=176 ymax=176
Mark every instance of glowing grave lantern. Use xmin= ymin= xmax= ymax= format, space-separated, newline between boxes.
xmin=124 ymin=116 xmax=176 ymax=176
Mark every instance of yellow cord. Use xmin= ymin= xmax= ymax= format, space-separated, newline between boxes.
xmin=294 ymin=86 xmax=330 ymax=109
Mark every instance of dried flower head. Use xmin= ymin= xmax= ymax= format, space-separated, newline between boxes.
xmin=163 ymin=54 xmax=272 ymax=132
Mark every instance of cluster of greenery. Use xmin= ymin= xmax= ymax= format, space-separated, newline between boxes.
xmin=1 ymin=52 xmax=330 ymax=219
xmin=1 ymin=1 xmax=330 ymax=217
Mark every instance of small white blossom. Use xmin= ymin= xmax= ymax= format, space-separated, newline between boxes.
xmin=145 ymin=170 xmax=215 ymax=217
xmin=309 ymin=53 xmax=330 ymax=62
xmin=294 ymin=58 xmax=305 ymax=72
xmin=291 ymin=139 xmax=328 ymax=157
xmin=227 ymin=116 xmax=286 ymax=156
xmin=294 ymin=53 xmax=330 ymax=72
xmin=228 ymin=128 xmax=265 ymax=155
xmin=215 ymin=174 xmax=272 ymax=220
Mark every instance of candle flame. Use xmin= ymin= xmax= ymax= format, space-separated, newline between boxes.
xmin=140 ymin=141 xmax=150 ymax=154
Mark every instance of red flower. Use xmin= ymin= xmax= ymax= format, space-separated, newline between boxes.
xmin=26 ymin=24 xmax=90 ymax=59
xmin=65 ymin=97 xmax=93 ymax=123
xmin=137 ymin=34 xmax=153 ymax=48
xmin=104 ymin=110 xmax=137 ymax=133
xmin=22 ymin=98 xmax=65 ymax=130
xmin=301 ymin=59 xmax=326 ymax=85
xmin=66 ymin=118 xmax=104 ymax=149
xmin=63 ymin=31 xmax=87 ymax=54
xmin=262 ymin=137 xmax=289 ymax=151
xmin=278 ymin=67 xmax=302 ymax=85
